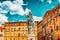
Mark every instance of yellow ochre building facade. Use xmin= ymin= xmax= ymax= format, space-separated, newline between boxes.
xmin=1 ymin=21 xmax=37 ymax=40
xmin=0 ymin=27 xmax=4 ymax=40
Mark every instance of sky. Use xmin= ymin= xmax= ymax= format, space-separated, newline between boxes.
xmin=0 ymin=0 xmax=60 ymax=26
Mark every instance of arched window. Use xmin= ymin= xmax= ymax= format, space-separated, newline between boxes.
xmin=56 ymin=26 xmax=58 ymax=30
xmin=19 ymin=28 xmax=20 ymax=31
xmin=14 ymin=28 xmax=16 ymax=31
xmin=18 ymin=33 xmax=20 ymax=36
xmin=51 ymin=29 xmax=53 ymax=32
xmin=58 ymin=38 xmax=60 ymax=40
xmin=50 ymin=16 xmax=52 ymax=20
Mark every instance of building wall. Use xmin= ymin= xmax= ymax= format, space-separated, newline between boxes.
xmin=0 ymin=28 xmax=4 ymax=40
xmin=37 ymin=21 xmax=43 ymax=40
xmin=3 ymin=22 xmax=28 ymax=40
xmin=42 ymin=5 xmax=60 ymax=40
xmin=1 ymin=21 xmax=37 ymax=40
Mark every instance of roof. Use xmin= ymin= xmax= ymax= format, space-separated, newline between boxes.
xmin=5 ymin=21 xmax=27 ymax=24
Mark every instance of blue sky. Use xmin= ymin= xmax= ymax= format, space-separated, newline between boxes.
xmin=0 ymin=0 xmax=60 ymax=26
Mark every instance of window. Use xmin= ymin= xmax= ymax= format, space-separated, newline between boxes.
xmin=12 ymin=24 xmax=16 ymax=26
xmin=50 ymin=16 xmax=52 ymax=20
xmin=51 ymin=29 xmax=53 ymax=32
xmin=55 ymin=11 xmax=60 ymax=16
xmin=1 ymin=30 xmax=3 ymax=32
xmin=19 ymin=28 xmax=20 ymax=31
xmin=0 ymin=34 xmax=3 ymax=37
xmin=43 ymin=28 xmax=46 ymax=36
xmin=30 ymin=38 xmax=33 ymax=40
xmin=43 ymin=37 xmax=45 ymax=40
xmin=58 ymin=11 xmax=60 ymax=15
xmin=58 ymin=38 xmax=60 ymax=40
xmin=49 ymin=35 xmax=52 ymax=40
xmin=6 ymin=29 xmax=8 ymax=32
xmin=14 ymin=28 xmax=16 ymax=31
xmin=47 ymin=37 xmax=48 ymax=40
xmin=18 ymin=33 xmax=20 ymax=36
xmin=22 ymin=24 xmax=24 ymax=26
xmin=26 ymin=28 xmax=28 ymax=31
xmin=46 ymin=18 xmax=48 ymax=22
xmin=6 ymin=24 xmax=8 ymax=27
xmin=56 ymin=26 xmax=58 ymax=30
xmin=22 ymin=38 xmax=24 ymax=39
xmin=44 ymin=18 xmax=48 ymax=24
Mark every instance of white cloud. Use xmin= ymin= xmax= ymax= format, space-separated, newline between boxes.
xmin=2 ymin=1 xmax=16 ymax=10
xmin=2 ymin=1 xmax=25 ymax=15
xmin=9 ymin=4 xmax=25 ymax=15
xmin=47 ymin=0 xmax=52 ymax=4
xmin=0 ymin=14 xmax=8 ymax=26
xmin=0 ymin=8 xmax=8 ymax=15
xmin=15 ymin=0 xmax=28 ymax=5
xmin=1 ymin=0 xmax=28 ymax=16
xmin=0 ymin=0 xmax=29 ymax=26
xmin=58 ymin=0 xmax=60 ymax=2
xmin=16 ymin=0 xmax=24 ymax=5
xmin=33 ymin=16 xmax=42 ymax=22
